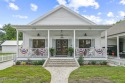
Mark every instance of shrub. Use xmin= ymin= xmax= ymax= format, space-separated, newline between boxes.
xmin=32 ymin=60 xmax=45 ymax=65
xmin=37 ymin=60 xmax=45 ymax=65
xmin=26 ymin=59 xmax=32 ymax=65
xmin=32 ymin=61 xmax=38 ymax=65
xmin=78 ymin=55 xmax=84 ymax=65
xmin=16 ymin=61 xmax=21 ymax=65
xmin=101 ymin=61 xmax=108 ymax=65
xmin=21 ymin=61 xmax=26 ymax=65
xmin=91 ymin=61 xmax=96 ymax=65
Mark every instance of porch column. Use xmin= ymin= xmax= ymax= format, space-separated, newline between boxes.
xmin=48 ymin=30 xmax=50 ymax=58
xmin=117 ymin=36 xmax=120 ymax=58
xmin=16 ymin=30 xmax=19 ymax=59
xmin=74 ymin=30 xmax=76 ymax=58
xmin=105 ymin=30 xmax=107 ymax=59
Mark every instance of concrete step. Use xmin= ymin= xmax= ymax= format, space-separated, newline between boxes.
xmin=46 ymin=64 xmax=78 ymax=67
xmin=45 ymin=59 xmax=78 ymax=67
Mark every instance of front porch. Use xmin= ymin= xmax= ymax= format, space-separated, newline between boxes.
xmin=15 ymin=25 xmax=108 ymax=60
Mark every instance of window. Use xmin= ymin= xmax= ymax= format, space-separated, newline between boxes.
xmin=33 ymin=39 xmax=45 ymax=48
xmin=79 ymin=39 xmax=91 ymax=48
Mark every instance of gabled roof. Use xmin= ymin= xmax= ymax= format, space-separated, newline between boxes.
xmin=107 ymin=20 xmax=125 ymax=36
xmin=28 ymin=5 xmax=96 ymax=25
xmin=1 ymin=40 xmax=23 ymax=46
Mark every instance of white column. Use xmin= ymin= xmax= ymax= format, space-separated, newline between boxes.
xmin=16 ymin=30 xmax=19 ymax=58
xmin=74 ymin=30 xmax=76 ymax=58
xmin=48 ymin=30 xmax=50 ymax=58
xmin=117 ymin=36 xmax=120 ymax=58
xmin=105 ymin=30 xmax=107 ymax=59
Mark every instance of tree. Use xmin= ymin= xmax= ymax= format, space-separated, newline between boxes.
xmin=0 ymin=24 xmax=22 ymax=41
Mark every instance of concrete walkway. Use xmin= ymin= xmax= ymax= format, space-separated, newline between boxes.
xmin=45 ymin=67 xmax=78 ymax=83
xmin=0 ymin=60 xmax=14 ymax=70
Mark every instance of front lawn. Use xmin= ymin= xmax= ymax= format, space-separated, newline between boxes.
xmin=69 ymin=66 xmax=125 ymax=83
xmin=0 ymin=66 xmax=51 ymax=83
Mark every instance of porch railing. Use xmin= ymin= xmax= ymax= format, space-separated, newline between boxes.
xmin=19 ymin=48 xmax=48 ymax=58
xmin=76 ymin=48 xmax=106 ymax=58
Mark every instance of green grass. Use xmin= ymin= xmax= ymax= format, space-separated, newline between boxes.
xmin=0 ymin=53 xmax=15 ymax=56
xmin=69 ymin=66 xmax=125 ymax=83
xmin=0 ymin=66 xmax=51 ymax=83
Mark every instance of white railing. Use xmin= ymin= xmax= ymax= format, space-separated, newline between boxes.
xmin=76 ymin=48 xmax=106 ymax=58
xmin=0 ymin=54 xmax=15 ymax=63
xmin=19 ymin=48 xmax=48 ymax=58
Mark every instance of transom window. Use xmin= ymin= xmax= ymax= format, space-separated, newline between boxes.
xmin=79 ymin=39 xmax=91 ymax=48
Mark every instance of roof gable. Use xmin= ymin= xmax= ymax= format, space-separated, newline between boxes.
xmin=29 ymin=5 xmax=96 ymax=25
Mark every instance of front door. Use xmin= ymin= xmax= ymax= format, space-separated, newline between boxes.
xmin=56 ymin=39 xmax=68 ymax=55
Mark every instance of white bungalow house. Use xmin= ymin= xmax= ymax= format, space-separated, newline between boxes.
xmin=13 ymin=5 xmax=112 ymax=61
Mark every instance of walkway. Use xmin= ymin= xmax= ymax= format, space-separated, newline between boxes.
xmin=0 ymin=60 xmax=14 ymax=70
xmin=45 ymin=67 xmax=78 ymax=83
xmin=108 ymin=56 xmax=125 ymax=66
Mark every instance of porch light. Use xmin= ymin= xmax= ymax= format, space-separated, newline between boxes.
xmin=84 ymin=33 xmax=87 ymax=36
xmin=60 ymin=30 xmax=64 ymax=38
xmin=37 ymin=33 xmax=40 ymax=36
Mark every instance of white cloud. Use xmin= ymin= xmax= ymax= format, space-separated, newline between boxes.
xmin=30 ymin=3 xmax=38 ymax=11
xmin=9 ymin=3 xmax=19 ymax=10
xmin=119 ymin=11 xmax=125 ymax=17
xmin=83 ymin=15 xmax=117 ymax=24
xmin=104 ymin=19 xmax=116 ymax=24
xmin=57 ymin=0 xmax=99 ymax=10
xmin=120 ymin=0 xmax=125 ymax=5
xmin=107 ymin=12 xmax=114 ymax=17
xmin=0 ymin=24 xmax=2 ymax=28
xmin=97 ymin=12 xmax=102 ymax=15
xmin=13 ymin=15 xmax=28 ymax=19
xmin=56 ymin=0 xmax=67 ymax=5
xmin=83 ymin=15 xmax=102 ymax=24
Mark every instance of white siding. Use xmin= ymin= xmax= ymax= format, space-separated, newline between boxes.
xmin=2 ymin=46 xmax=18 ymax=53
xmin=33 ymin=8 xmax=91 ymax=25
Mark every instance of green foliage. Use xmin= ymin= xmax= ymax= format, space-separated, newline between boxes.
xmin=91 ymin=61 xmax=96 ymax=65
xmin=0 ymin=66 xmax=51 ymax=83
xmin=100 ymin=61 xmax=107 ymax=65
xmin=32 ymin=60 xmax=45 ymax=65
xmin=0 ymin=24 xmax=23 ymax=42
xmin=16 ymin=61 xmax=21 ymax=65
xmin=37 ymin=60 xmax=45 ymax=65
xmin=78 ymin=55 xmax=84 ymax=65
xmin=49 ymin=48 xmax=55 ymax=56
xmin=68 ymin=47 xmax=74 ymax=53
xmin=26 ymin=59 xmax=32 ymax=65
xmin=68 ymin=47 xmax=74 ymax=56
xmin=21 ymin=61 xmax=26 ymax=65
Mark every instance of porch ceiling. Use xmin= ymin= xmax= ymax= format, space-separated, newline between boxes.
xmin=12 ymin=25 xmax=112 ymax=31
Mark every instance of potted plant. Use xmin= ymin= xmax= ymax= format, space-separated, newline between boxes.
xmin=68 ymin=47 xmax=74 ymax=56
xmin=49 ymin=48 xmax=55 ymax=56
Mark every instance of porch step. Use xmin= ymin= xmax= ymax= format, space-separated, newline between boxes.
xmin=45 ymin=58 xmax=79 ymax=67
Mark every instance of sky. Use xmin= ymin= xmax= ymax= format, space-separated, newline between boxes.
xmin=0 ymin=0 xmax=125 ymax=28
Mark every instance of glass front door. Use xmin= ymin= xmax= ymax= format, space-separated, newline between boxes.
xmin=56 ymin=39 xmax=68 ymax=55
